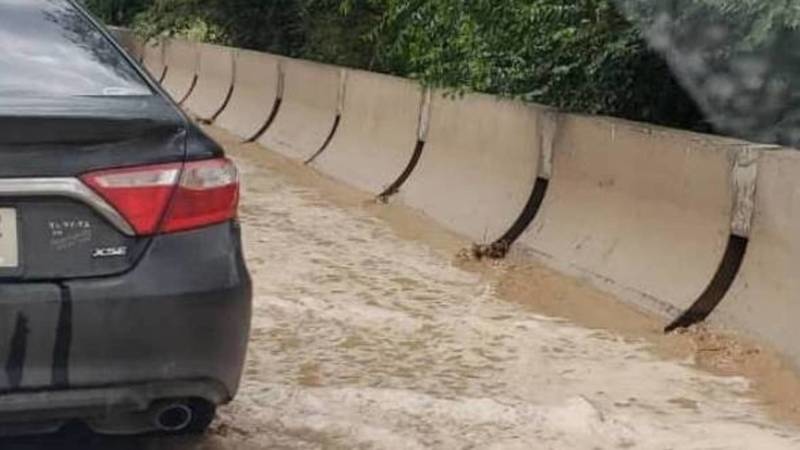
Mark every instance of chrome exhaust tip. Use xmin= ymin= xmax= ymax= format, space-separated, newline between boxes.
xmin=153 ymin=403 xmax=193 ymax=432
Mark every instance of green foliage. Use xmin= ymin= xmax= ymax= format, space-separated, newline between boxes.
xmin=129 ymin=0 xmax=303 ymax=53
xmin=363 ymin=0 xmax=705 ymax=129
xmin=302 ymin=0 xmax=386 ymax=68
xmin=82 ymin=0 xmax=150 ymax=25
xmin=99 ymin=0 xmax=379 ymax=63
xmin=82 ymin=0 xmax=800 ymax=138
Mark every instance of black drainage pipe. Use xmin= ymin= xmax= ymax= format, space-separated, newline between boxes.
xmin=665 ymin=235 xmax=749 ymax=332
xmin=158 ymin=66 xmax=168 ymax=84
xmin=178 ymin=75 xmax=198 ymax=105
xmin=474 ymin=177 xmax=550 ymax=259
xmin=210 ymin=82 xmax=236 ymax=123
xmin=378 ymin=140 xmax=426 ymax=201
xmin=246 ymin=97 xmax=283 ymax=143
xmin=305 ymin=115 xmax=341 ymax=165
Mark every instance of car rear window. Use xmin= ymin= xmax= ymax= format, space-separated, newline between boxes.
xmin=0 ymin=0 xmax=151 ymax=98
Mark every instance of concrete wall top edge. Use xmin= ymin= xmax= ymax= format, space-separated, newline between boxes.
xmin=563 ymin=111 xmax=771 ymax=150
xmin=280 ymin=56 xmax=343 ymax=73
xmin=196 ymin=41 xmax=234 ymax=54
xmin=234 ymin=47 xmax=281 ymax=60
xmin=344 ymin=66 xmax=424 ymax=86
xmin=136 ymin=31 xmax=790 ymax=156
xmin=754 ymin=146 xmax=800 ymax=160
xmin=559 ymin=113 xmax=764 ymax=162
xmin=429 ymin=89 xmax=550 ymax=118
xmin=141 ymin=38 xmax=163 ymax=51
xmin=344 ymin=69 xmax=424 ymax=95
xmin=166 ymin=37 xmax=196 ymax=49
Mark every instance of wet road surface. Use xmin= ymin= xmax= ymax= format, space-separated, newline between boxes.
xmin=5 ymin=128 xmax=800 ymax=449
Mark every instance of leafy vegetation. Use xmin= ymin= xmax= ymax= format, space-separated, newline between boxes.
xmin=83 ymin=0 xmax=800 ymax=143
xmin=83 ymin=0 xmax=150 ymax=26
xmin=364 ymin=0 xmax=704 ymax=130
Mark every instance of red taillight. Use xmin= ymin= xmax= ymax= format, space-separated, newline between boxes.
xmin=81 ymin=158 xmax=239 ymax=236
xmin=162 ymin=159 xmax=240 ymax=234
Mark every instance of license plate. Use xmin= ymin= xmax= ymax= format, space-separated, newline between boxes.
xmin=0 ymin=208 xmax=18 ymax=268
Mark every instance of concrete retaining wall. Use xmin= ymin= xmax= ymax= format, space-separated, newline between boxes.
xmin=161 ymin=39 xmax=198 ymax=104
xmin=311 ymin=70 xmax=424 ymax=194
xmin=183 ymin=43 xmax=234 ymax=121
xmin=712 ymin=150 xmax=800 ymax=365
xmin=215 ymin=50 xmax=281 ymax=141
xmin=183 ymin=43 xmax=234 ymax=122
xmin=116 ymin=32 xmax=800 ymax=371
xmin=258 ymin=58 xmax=342 ymax=160
xmin=400 ymin=92 xmax=544 ymax=244
xmin=515 ymin=116 xmax=739 ymax=317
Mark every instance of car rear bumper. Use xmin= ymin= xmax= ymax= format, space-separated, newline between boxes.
xmin=0 ymin=379 xmax=228 ymax=435
xmin=0 ymin=221 xmax=252 ymax=433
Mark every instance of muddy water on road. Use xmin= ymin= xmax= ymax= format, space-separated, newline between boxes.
xmin=213 ymin=127 xmax=800 ymax=449
xmin=8 ymin=127 xmax=799 ymax=449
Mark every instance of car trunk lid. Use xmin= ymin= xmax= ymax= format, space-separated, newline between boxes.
xmin=0 ymin=96 xmax=186 ymax=280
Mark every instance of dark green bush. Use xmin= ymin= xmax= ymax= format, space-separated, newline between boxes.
xmin=83 ymin=0 xmax=800 ymax=143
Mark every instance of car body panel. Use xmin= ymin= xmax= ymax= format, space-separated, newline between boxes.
xmin=0 ymin=222 xmax=251 ymax=415
xmin=0 ymin=0 xmax=252 ymax=435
